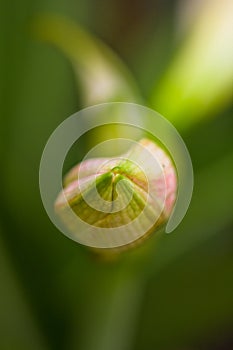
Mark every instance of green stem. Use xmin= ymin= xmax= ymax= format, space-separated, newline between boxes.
xmin=72 ymin=261 xmax=145 ymax=350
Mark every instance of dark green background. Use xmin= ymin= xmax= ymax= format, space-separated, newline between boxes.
xmin=0 ymin=1 xmax=232 ymax=349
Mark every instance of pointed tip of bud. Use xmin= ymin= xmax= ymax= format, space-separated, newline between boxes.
xmin=55 ymin=138 xmax=177 ymax=249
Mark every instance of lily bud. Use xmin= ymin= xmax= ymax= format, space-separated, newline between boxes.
xmin=55 ymin=139 xmax=177 ymax=250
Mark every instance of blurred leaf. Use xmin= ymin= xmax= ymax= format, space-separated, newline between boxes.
xmin=151 ymin=0 xmax=233 ymax=129
xmin=1 ymin=16 xmax=80 ymax=348
xmin=0 ymin=227 xmax=49 ymax=350
xmin=33 ymin=14 xmax=142 ymax=105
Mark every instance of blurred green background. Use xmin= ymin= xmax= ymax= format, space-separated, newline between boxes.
xmin=0 ymin=0 xmax=233 ymax=349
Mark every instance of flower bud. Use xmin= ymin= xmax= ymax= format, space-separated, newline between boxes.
xmin=55 ymin=139 xmax=177 ymax=250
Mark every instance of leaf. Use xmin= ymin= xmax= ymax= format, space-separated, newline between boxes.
xmin=33 ymin=14 xmax=142 ymax=105
xmin=0 ymin=227 xmax=49 ymax=350
xmin=150 ymin=0 xmax=233 ymax=130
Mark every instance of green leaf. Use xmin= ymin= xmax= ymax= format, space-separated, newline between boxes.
xmin=0 ymin=227 xmax=49 ymax=350
xmin=150 ymin=0 xmax=233 ymax=130
xmin=33 ymin=14 xmax=142 ymax=105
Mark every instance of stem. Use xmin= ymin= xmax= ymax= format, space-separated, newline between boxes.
xmin=74 ymin=260 xmax=145 ymax=350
